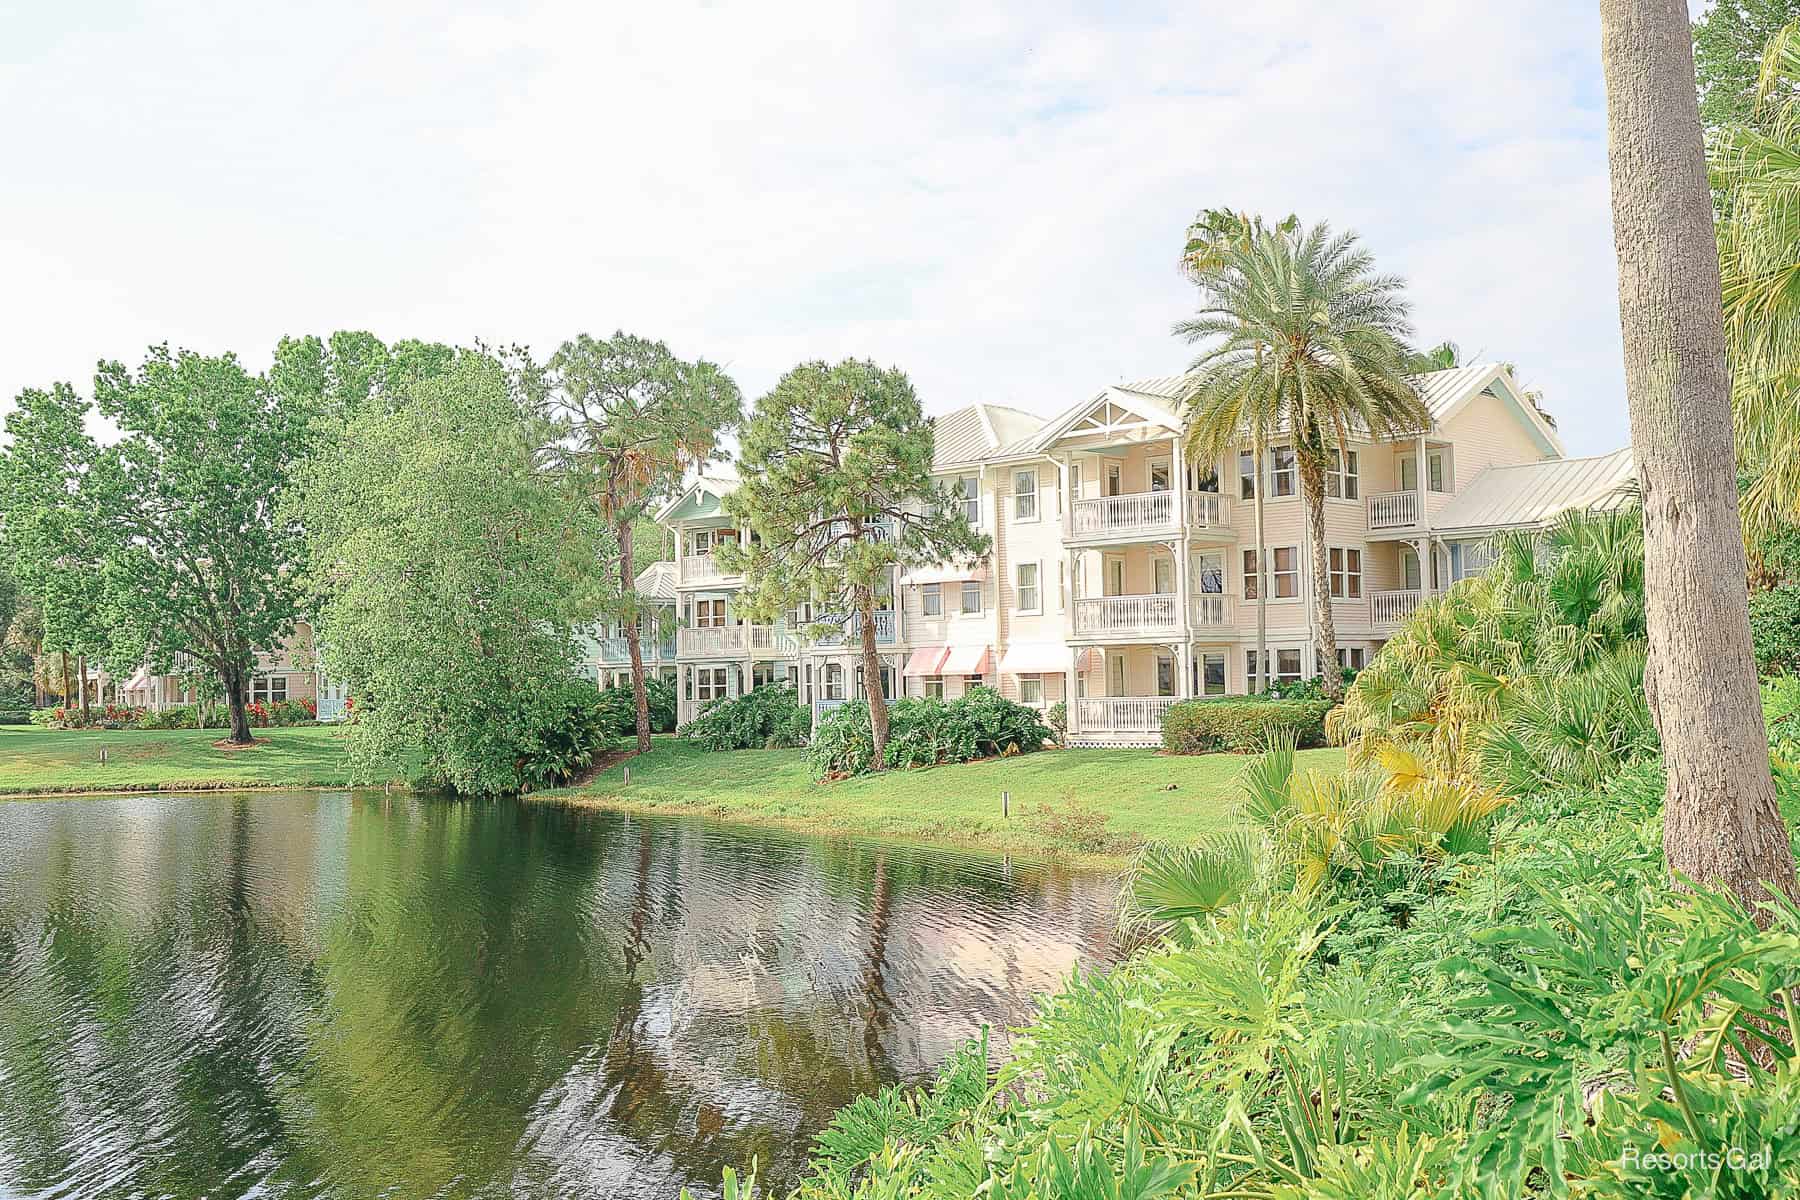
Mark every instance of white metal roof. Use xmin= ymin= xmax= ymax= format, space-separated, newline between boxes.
xmin=633 ymin=560 xmax=677 ymax=603
xmin=932 ymin=402 xmax=1047 ymax=469
xmin=1432 ymin=448 xmax=1635 ymax=533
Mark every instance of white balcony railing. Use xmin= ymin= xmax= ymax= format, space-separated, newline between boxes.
xmin=1371 ymin=589 xmax=1424 ymax=624
xmin=1190 ymin=594 xmax=1232 ymax=628
xmin=1073 ymin=593 xmax=1182 ymax=636
xmin=679 ymin=625 xmax=745 ymax=655
xmin=1070 ymin=490 xmax=1176 ymax=537
xmin=1187 ymin=492 xmax=1230 ymax=529
xmin=748 ymin=625 xmax=802 ymax=656
xmin=1367 ymin=491 xmax=1421 ymax=530
xmin=679 ymin=553 xmax=738 ymax=584
xmin=1077 ymin=697 xmax=1179 ymax=733
xmin=812 ymin=610 xmax=897 ymax=646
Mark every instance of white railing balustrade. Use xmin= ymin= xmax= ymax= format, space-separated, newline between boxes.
xmin=1070 ymin=491 xmax=1175 ymax=536
xmin=1370 ymin=589 xmax=1423 ymax=623
xmin=811 ymin=610 xmax=898 ymax=646
xmin=1076 ymin=697 xmax=1179 ymax=733
xmin=1189 ymin=594 xmax=1231 ymax=628
xmin=678 ymin=625 xmax=746 ymax=655
xmin=1366 ymin=491 xmax=1421 ymax=529
xmin=748 ymin=625 xmax=802 ymax=656
xmin=1073 ymin=593 xmax=1182 ymax=634
xmin=1187 ymin=493 xmax=1229 ymax=529
xmin=680 ymin=554 xmax=735 ymax=584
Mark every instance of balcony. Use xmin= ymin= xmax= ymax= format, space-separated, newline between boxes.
xmin=1370 ymin=589 xmax=1423 ymax=624
xmin=595 ymin=634 xmax=677 ymax=664
xmin=1367 ymin=491 xmax=1421 ymax=530
xmin=810 ymin=610 xmax=898 ymax=647
xmin=677 ymin=624 xmax=801 ymax=658
xmin=1190 ymin=593 xmax=1232 ymax=629
xmin=1073 ymin=593 xmax=1181 ymax=637
xmin=677 ymin=553 xmax=741 ymax=586
xmin=1067 ymin=491 xmax=1231 ymax=544
xmin=1075 ymin=696 xmax=1179 ymax=735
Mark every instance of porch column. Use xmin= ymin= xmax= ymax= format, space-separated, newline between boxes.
xmin=1176 ymin=642 xmax=1192 ymax=700
xmin=1172 ymin=534 xmax=1191 ymax=646
xmin=1415 ymin=433 xmax=1427 ymax=526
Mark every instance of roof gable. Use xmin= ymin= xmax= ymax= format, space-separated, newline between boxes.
xmin=1412 ymin=363 xmax=1564 ymax=457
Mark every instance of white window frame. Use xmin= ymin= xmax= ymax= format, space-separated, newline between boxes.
xmin=1326 ymin=449 xmax=1360 ymax=500
xmin=1275 ymin=648 xmax=1303 ymax=684
xmin=1153 ymin=555 xmax=1176 ymax=595
xmin=1019 ymin=674 xmax=1044 ymax=705
xmin=1336 ymin=647 xmax=1366 ymax=671
xmin=1271 ymin=546 xmax=1300 ymax=599
xmin=922 ymin=583 xmax=942 ymax=616
xmin=960 ymin=579 xmax=982 ymax=615
xmin=251 ymin=675 xmax=288 ymax=705
xmin=1016 ymin=561 xmax=1041 ymax=614
xmin=1428 ymin=450 xmax=1447 ymax=493
xmin=694 ymin=596 xmax=727 ymax=628
xmin=823 ymin=663 xmax=845 ymax=700
xmin=1155 ymin=653 xmax=1176 ymax=698
xmin=1069 ymin=462 xmax=1083 ymax=502
xmin=1200 ymin=652 xmax=1227 ymax=696
xmin=957 ymin=475 xmax=980 ymax=526
xmin=1148 ymin=457 xmax=1172 ymax=493
xmin=1269 ymin=446 xmax=1297 ymax=498
xmin=1328 ymin=546 xmax=1363 ymax=599
xmin=1238 ymin=449 xmax=1257 ymax=500
xmin=924 ymin=676 xmax=945 ymax=700
xmin=696 ymin=667 xmax=729 ymax=703
xmin=1013 ymin=469 xmax=1039 ymax=521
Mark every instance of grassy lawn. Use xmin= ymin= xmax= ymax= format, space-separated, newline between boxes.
xmin=0 ymin=725 xmax=362 ymax=795
xmin=543 ymin=739 xmax=1346 ymax=864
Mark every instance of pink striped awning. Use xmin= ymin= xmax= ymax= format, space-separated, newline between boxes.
xmin=941 ymin=644 xmax=992 ymax=675
xmin=903 ymin=645 xmax=949 ymax=676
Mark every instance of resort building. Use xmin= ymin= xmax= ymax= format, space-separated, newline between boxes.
xmin=117 ymin=620 xmax=349 ymax=719
xmin=655 ymin=364 xmax=1630 ymax=743
xmin=577 ymin=561 xmax=680 ymax=690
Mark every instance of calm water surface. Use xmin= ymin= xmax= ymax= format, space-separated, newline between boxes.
xmin=0 ymin=791 xmax=1118 ymax=1199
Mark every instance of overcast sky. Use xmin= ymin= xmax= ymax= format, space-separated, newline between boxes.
xmin=3 ymin=1 xmax=1656 ymax=456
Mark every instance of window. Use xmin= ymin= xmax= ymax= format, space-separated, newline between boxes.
xmin=924 ymin=676 xmax=945 ymax=700
xmin=1428 ymin=451 xmax=1447 ymax=492
xmin=1201 ymin=652 xmax=1227 ymax=696
xmin=1017 ymin=562 xmax=1041 ymax=613
xmin=1270 ymin=446 xmax=1297 ymax=497
xmin=1402 ymin=547 xmax=1422 ymax=591
xmin=1013 ymin=469 xmax=1038 ymax=520
xmin=696 ymin=667 xmax=729 ymax=703
xmin=1194 ymin=551 xmax=1224 ymax=594
xmin=1057 ymin=562 xmax=1066 ymax=610
xmin=1108 ymin=654 xmax=1126 ymax=697
xmin=690 ymin=529 xmax=712 ymax=555
xmin=1271 ymin=547 xmax=1300 ymax=598
xmin=1153 ymin=556 xmax=1175 ymax=594
xmin=1020 ymin=675 xmax=1044 ymax=705
xmin=1400 ymin=454 xmax=1418 ymax=492
xmin=1326 ymin=449 xmax=1360 ymax=500
xmin=1243 ymin=548 xmax=1259 ymax=600
xmin=1189 ymin=462 xmax=1220 ymax=493
xmin=961 ymin=580 xmax=982 ymax=614
xmin=1069 ymin=462 xmax=1083 ymax=502
xmin=695 ymin=597 xmax=726 ymax=628
xmin=1156 ymin=654 xmax=1176 ymax=697
xmin=251 ymin=675 xmax=288 ymax=704
xmin=823 ymin=663 xmax=844 ymax=700
xmin=1105 ymin=463 xmax=1123 ymax=497
xmin=1106 ymin=557 xmax=1125 ymax=597
xmin=1239 ymin=449 xmax=1257 ymax=499
xmin=1328 ymin=547 xmax=1363 ymax=599
xmin=1276 ymin=648 xmax=1303 ymax=683
xmin=922 ymin=583 xmax=942 ymax=616
xmin=964 ymin=674 xmax=985 ymax=690
xmin=1149 ymin=459 xmax=1172 ymax=492
xmin=1337 ymin=647 xmax=1366 ymax=671
xmin=953 ymin=475 xmax=979 ymax=526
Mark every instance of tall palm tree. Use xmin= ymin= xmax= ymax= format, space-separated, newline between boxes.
xmin=1178 ymin=221 xmax=1427 ymax=701
xmin=1715 ymin=19 xmax=1800 ymax=540
xmin=1603 ymin=0 xmax=1798 ymax=908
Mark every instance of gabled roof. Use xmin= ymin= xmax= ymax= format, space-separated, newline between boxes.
xmin=654 ymin=466 xmax=740 ymax=522
xmin=633 ymin=560 xmax=677 ymax=603
xmin=933 ymin=402 xmax=1046 ymax=470
xmin=1008 ymin=377 xmax=1186 ymax=456
xmin=1433 ymin=448 xmax=1635 ymax=534
xmin=1410 ymin=363 xmax=1564 ymax=457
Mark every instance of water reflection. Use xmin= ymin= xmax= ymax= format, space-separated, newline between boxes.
xmin=0 ymin=792 xmax=1117 ymax=1198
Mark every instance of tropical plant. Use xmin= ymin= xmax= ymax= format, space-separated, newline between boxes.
xmin=678 ymin=684 xmax=811 ymax=750
xmin=1177 ymin=219 xmax=1428 ymax=700
xmin=594 ymin=676 xmax=676 ymax=736
xmin=720 ymin=360 xmax=989 ymax=767
xmin=805 ymin=688 xmax=1049 ymax=779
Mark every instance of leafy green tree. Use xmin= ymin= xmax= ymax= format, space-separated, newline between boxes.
xmin=84 ymin=347 xmax=311 ymax=743
xmin=289 ymin=352 xmax=615 ymax=792
xmin=540 ymin=332 xmax=740 ymax=754
xmin=270 ymin=330 xmax=461 ymax=421
xmin=1177 ymin=221 xmax=1427 ymax=700
xmin=721 ymin=360 xmax=988 ymax=765
xmin=1694 ymin=0 xmax=1800 ymax=136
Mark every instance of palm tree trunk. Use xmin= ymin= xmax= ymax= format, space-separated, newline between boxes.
xmin=858 ymin=587 xmax=889 ymax=767
xmin=618 ymin=519 xmax=652 ymax=755
xmin=1298 ymin=456 xmax=1343 ymax=701
xmin=1600 ymin=0 xmax=1798 ymax=906
xmin=1252 ymin=428 xmax=1269 ymax=696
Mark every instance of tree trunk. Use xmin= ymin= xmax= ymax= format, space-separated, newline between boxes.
xmin=1299 ymin=456 xmax=1343 ymax=701
xmin=1252 ymin=428 xmax=1269 ymax=696
xmin=59 ymin=650 xmax=70 ymax=713
xmin=76 ymin=654 xmax=89 ymax=722
xmin=1600 ymin=0 xmax=1799 ymax=907
xmin=858 ymin=587 xmax=889 ymax=767
xmin=222 ymin=666 xmax=253 ymax=745
xmin=618 ymin=519 xmax=652 ymax=755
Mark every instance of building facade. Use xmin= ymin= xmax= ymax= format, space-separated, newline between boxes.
xmin=655 ymin=364 xmax=1627 ymax=744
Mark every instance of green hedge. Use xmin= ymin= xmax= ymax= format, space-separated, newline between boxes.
xmin=679 ymin=685 xmax=811 ymax=750
xmin=1160 ymin=698 xmax=1334 ymax=754
xmin=807 ymin=687 xmax=1052 ymax=779
xmin=0 ymin=710 xmax=28 ymax=726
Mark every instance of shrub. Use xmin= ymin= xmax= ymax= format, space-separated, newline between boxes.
xmin=1160 ymin=697 xmax=1333 ymax=754
xmin=269 ymin=698 xmax=317 ymax=726
xmin=806 ymin=687 xmax=1050 ymax=779
xmin=679 ymin=685 xmax=810 ymax=750
xmin=515 ymin=679 xmax=622 ymax=790
xmin=593 ymin=676 xmax=678 ymax=737
xmin=1751 ymin=584 xmax=1800 ymax=675
xmin=0 ymin=709 xmax=28 ymax=726
xmin=131 ymin=705 xmax=201 ymax=730
xmin=1045 ymin=700 xmax=1067 ymax=747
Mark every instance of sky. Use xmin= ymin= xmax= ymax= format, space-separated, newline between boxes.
xmin=1 ymin=1 xmax=1648 ymax=457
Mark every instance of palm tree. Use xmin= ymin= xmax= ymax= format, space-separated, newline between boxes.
xmin=1177 ymin=220 xmax=1428 ymax=701
xmin=1715 ymin=20 xmax=1800 ymax=540
xmin=1603 ymin=0 xmax=1798 ymax=909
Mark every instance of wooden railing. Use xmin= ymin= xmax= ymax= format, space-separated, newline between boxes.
xmin=1370 ymin=589 xmax=1423 ymax=623
xmin=1073 ymin=593 xmax=1182 ymax=635
xmin=1076 ymin=697 xmax=1179 ymax=733
xmin=1190 ymin=594 xmax=1232 ymax=628
xmin=1187 ymin=493 xmax=1230 ymax=529
xmin=748 ymin=625 xmax=802 ymax=656
xmin=678 ymin=624 xmax=800 ymax=656
xmin=1070 ymin=491 xmax=1175 ymax=536
xmin=595 ymin=635 xmax=677 ymax=663
xmin=679 ymin=553 xmax=737 ymax=584
xmin=811 ymin=610 xmax=897 ymax=646
xmin=1366 ymin=491 xmax=1421 ymax=529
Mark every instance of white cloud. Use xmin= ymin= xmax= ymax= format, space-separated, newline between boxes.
xmin=1 ymin=0 xmax=1629 ymax=454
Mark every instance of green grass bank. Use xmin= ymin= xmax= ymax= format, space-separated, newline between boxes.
xmin=0 ymin=725 xmax=362 ymax=795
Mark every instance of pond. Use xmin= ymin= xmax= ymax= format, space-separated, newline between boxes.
xmin=0 ymin=791 xmax=1119 ymax=1199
